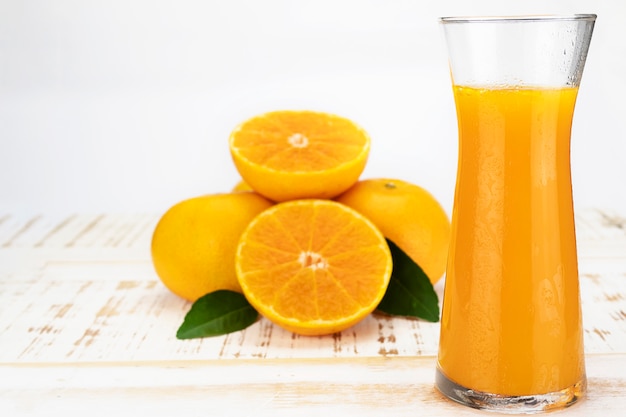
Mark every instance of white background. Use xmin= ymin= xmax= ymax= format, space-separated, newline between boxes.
xmin=1 ymin=0 xmax=625 ymax=216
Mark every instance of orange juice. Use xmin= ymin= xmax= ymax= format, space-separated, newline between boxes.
xmin=437 ymin=85 xmax=586 ymax=396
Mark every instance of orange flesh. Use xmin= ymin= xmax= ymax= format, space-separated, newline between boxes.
xmin=231 ymin=111 xmax=368 ymax=172
xmin=236 ymin=200 xmax=391 ymax=333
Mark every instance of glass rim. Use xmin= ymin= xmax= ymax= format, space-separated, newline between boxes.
xmin=439 ymin=14 xmax=597 ymax=24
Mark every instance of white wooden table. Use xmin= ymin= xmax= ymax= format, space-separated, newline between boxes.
xmin=1 ymin=209 xmax=625 ymax=416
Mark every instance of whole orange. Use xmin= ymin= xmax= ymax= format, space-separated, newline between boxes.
xmin=336 ymin=178 xmax=451 ymax=284
xmin=232 ymin=180 xmax=252 ymax=192
xmin=151 ymin=192 xmax=273 ymax=301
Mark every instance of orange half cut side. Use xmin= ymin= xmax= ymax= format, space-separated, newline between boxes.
xmin=235 ymin=199 xmax=392 ymax=336
xmin=229 ymin=110 xmax=370 ymax=201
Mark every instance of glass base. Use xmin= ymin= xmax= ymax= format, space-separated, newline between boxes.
xmin=435 ymin=367 xmax=586 ymax=414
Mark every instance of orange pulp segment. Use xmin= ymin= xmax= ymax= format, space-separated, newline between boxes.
xmin=229 ymin=110 xmax=370 ymax=202
xmin=235 ymin=199 xmax=392 ymax=335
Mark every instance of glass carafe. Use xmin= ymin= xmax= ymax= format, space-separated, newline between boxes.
xmin=436 ymin=15 xmax=596 ymax=413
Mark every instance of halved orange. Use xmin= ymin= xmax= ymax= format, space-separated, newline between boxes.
xmin=228 ymin=110 xmax=370 ymax=202
xmin=235 ymin=199 xmax=392 ymax=336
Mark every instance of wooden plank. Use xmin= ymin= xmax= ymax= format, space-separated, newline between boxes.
xmin=0 ymin=215 xmax=42 ymax=247
xmin=576 ymin=208 xmax=626 ymax=240
xmin=0 ymin=270 xmax=443 ymax=362
xmin=1 ymin=208 xmax=623 ymax=249
xmin=0 ymin=263 xmax=624 ymax=363
xmin=0 ymin=209 xmax=625 ymax=364
xmin=0 ymin=355 xmax=624 ymax=417
xmin=0 ymin=213 xmax=159 ymax=249
xmin=0 ymin=209 xmax=624 ymax=416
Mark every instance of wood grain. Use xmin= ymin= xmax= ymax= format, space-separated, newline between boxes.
xmin=2 ymin=209 xmax=624 ymax=362
xmin=0 ymin=209 xmax=625 ymax=416
xmin=1 ymin=356 xmax=625 ymax=417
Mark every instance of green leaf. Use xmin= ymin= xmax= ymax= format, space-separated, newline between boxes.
xmin=176 ymin=290 xmax=259 ymax=339
xmin=377 ymin=239 xmax=440 ymax=322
